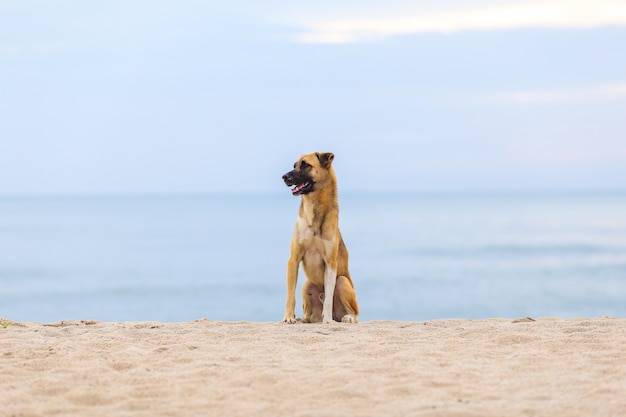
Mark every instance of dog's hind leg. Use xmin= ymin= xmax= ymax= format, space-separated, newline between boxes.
xmin=333 ymin=275 xmax=359 ymax=323
xmin=302 ymin=280 xmax=324 ymax=323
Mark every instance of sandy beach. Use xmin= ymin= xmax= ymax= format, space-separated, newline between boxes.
xmin=1 ymin=317 xmax=625 ymax=416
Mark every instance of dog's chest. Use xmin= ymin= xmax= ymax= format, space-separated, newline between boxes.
xmin=296 ymin=216 xmax=317 ymax=240
xmin=296 ymin=216 xmax=332 ymax=251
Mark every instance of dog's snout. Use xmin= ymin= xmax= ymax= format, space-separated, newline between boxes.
xmin=282 ymin=172 xmax=294 ymax=184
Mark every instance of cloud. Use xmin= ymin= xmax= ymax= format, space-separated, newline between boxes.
xmin=289 ymin=0 xmax=626 ymax=44
xmin=499 ymin=82 xmax=626 ymax=103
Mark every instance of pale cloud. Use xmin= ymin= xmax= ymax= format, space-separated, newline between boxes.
xmin=500 ymin=82 xmax=626 ymax=103
xmin=289 ymin=0 xmax=626 ymax=44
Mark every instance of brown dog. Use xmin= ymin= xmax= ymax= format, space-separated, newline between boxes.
xmin=281 ymin=152 xmax=359 ymax=324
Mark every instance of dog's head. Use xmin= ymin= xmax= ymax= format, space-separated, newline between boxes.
xmin=282 ymin=152 xmax=335 ymax=196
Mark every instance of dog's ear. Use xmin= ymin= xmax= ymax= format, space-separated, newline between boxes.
xmin=317 ymin=152 xmax=335 ymax=168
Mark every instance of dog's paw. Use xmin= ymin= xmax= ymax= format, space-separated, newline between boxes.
xmin=341 ymin=315 xmax=357 ymax=324
xmin=322 ymin=316 xmax=333 ymax=324
xmin=281 ymin=316 xmax=299 ymax=324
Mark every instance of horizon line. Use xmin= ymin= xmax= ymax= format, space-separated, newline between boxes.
xmin=2 ymin=188 xmax=626 ymax=199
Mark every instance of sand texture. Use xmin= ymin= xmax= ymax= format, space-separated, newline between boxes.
xmin=1 ymin=317 xmax=625 ymax=416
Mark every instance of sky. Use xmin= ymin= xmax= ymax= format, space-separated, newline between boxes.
xmin=1 ymin=0 xmax=626 ymax=195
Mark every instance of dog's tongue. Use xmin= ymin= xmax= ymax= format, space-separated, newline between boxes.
xmin=291 ymin=183 xmax=307 ymax=193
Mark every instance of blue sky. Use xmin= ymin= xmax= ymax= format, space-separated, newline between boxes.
xmin=1 ymin=0 xmax=625 ymax=195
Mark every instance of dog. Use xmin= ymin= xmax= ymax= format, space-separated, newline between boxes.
xmin=281 ymin=152 xmax=359 ymax=324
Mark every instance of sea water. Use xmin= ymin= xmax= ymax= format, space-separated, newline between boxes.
xmin=1 ymin=192 xmax=625 ymax=322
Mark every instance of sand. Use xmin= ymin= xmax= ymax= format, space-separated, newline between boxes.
xmin=1 ymin=317 xmax=625 ymax=417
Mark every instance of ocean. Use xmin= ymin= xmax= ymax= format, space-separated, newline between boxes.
xmin=1 ymin=192 xmax=625 ymax=323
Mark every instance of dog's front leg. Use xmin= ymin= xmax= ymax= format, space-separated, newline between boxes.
xmin=322 ymin=264 xmax=337 ymax=324
xmin=282 ymin=256 xmax=299 ymax=324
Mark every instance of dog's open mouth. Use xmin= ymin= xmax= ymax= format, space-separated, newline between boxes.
xmin=291 ymin=182 xmax=312 ymax=196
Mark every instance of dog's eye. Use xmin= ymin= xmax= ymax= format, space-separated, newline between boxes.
xmin=300 ymin=161 xmax=311 ymax=169
xmin=293 ymin=163 xmax=296 ymax=168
